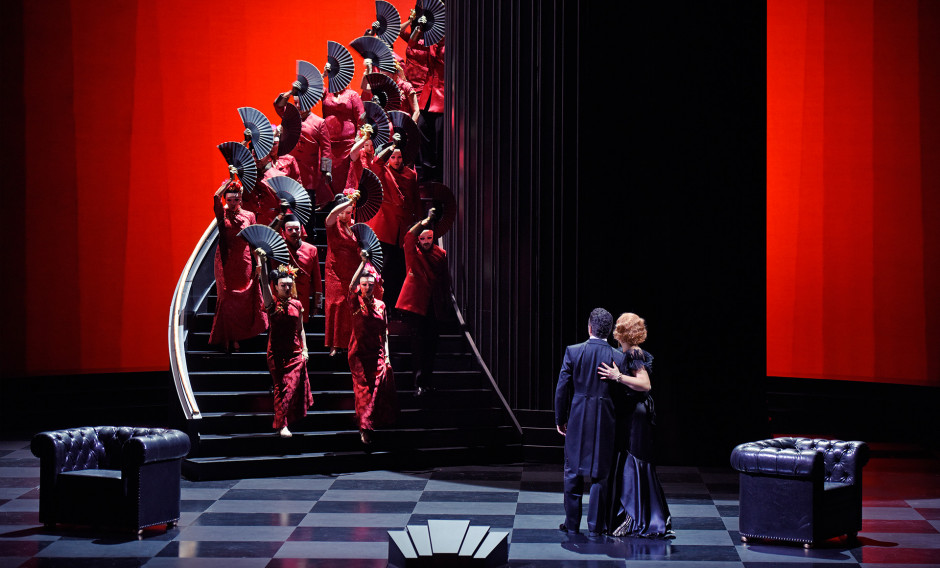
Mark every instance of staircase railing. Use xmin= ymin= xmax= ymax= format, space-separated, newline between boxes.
xmin=168 ymin=220 xmax=219 ymax=421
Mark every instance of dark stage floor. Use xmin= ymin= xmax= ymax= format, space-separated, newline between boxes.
xmin=1 ymin=440 xmax=938 ymax=567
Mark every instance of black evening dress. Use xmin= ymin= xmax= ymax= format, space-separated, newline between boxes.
xmin=607 ymin=348 xmax=674 ymax=538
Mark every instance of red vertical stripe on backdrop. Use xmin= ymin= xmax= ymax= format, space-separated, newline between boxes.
xmin=821 ymin=0 xmax=875 ymax=379
xmin=920 ymin=0 xmax=940 ymax=386
xmin=121 ymin=0 xmax=174 ymax=371
xmin=71 ymin=1 xmax=137 ymax=372
xmin=766 ymin=0 xmax=807 ymax=377
xmin=24 ymin=1 xmax=81 ymax=374
xmin=790 ymin=0 xmax=827 ymax=378
xmin=872 ymin=0 xmax=927 ymax=384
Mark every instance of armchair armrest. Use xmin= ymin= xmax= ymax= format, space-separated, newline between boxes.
xmin=731 ymin=438 xmax=823 ymax=478
xmin=31 ymin=427 xmax=105 ymax=472
xmin=798 ymin=439 xmax=869 ymax=484
xmin=122 ymin=429 xmax=191 ymax=466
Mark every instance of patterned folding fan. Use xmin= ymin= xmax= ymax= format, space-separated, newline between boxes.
xmin=350 ymin=36 xmax=398 ymax=75
xmin=374 ymin=1 xmax=401 ymax=47
xmin=388 ymin=110 xmax=420 ymax=165
xmin=365 ymin=73 xmax=402 ymax=111
xmin=238 ymin=224 xmax=291 ymax=266
xmin=326 ymin=41 xmax=355 ymax=93
xmin=362 ymin=101 xmax=390 ymax=149
xmin=277 ymin=104 xmax=302 ymax=156
xmin=295 ymin=60 xmax=324 ymax=111
xmin=218 ymin=142 xmax=258 ymax=192
xmin=427 ymin=182 xmax=456 ymax=237
xmin=238 ymin=107 xmax=274 ymax=160
xmin=354 ymin=168 xmax=383 ymax=223
xmin=416 ymin=0 xmax=446 ymax=46
xmin=266 ymin=176 xmax=312 ymax=226
xmin=351 ymin=223 xmax=384 ymax=274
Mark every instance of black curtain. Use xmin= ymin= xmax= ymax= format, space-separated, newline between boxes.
xmin=446 ymin=0 xmax=767 ymax=464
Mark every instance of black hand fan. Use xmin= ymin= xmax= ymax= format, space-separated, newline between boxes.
xmin=427 ymin=182 xmax=456 ymax=237
xmin=326 ymin=41 xmax=355 ymax=94
xmin=295 ymin=60 xmax=324 ymax=111
xmin=266 ymin=176 xmax=312 ymax=226
xmin=218 ymin=142 xmax=258 ymax=193
xmin=278 ymin=104 xmax=302 ymax=156
xmin=350 ymin=36 xmax=398 ymax=75
xmin=374 ymin=1 xmax=401 ymax=47
xmin=351 ymin=223 xmax=384 ymax=274
xmin=354 ymin=168 xmax=384 ymax=223
xmin=388 ymin=110 xmax=420 ymax=165
xmin=238 ymin=224 xmax=291 ymax=266
xmin=417 ymin=0 xmax=445 ymax=46
xmin=362 ymin=101 xmax=390 ymax=149
xmin=238 ymin=107 xmax=274 ymax=160
xmin=365 ymin=73 xmax=402 ymax=111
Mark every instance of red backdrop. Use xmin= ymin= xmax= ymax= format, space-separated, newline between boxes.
xmin=19 ymin=0 xmax=417 ymax=375
xmin=767 ymin=0 xmax=940 ymax=387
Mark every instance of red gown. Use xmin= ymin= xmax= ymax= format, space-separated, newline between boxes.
xmin=285 ymin=239 xmax=322 ymax=322
xmin=405 ymin=42 xmax=430 ymax=97
xmin=287 ymin=109 xmax=334 ymax=206
xmin=209 ymin=197 xmax=267 ymax=346
xmin=366 ymin=160 xmax=407 ymax=246
xmin=266 ymin=297 xmax=313 ymax=429
xmin=322 ymin=88 xmax=365 ymax=191
xmin=324 ymin=220 xmax=360 ymax=349
xmin=347 ymin=290 xmax=398 ymax=430
xmin=418 ymin=39 xmax=445 ymax=113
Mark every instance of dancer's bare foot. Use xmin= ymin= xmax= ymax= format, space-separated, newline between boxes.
xmin=360 ymin=428 xmax=373 ymax=445
xmin=279 ymin=426 xmax=292 ymax=438
xmin=329 ymin=347 xmax=337 ymax=357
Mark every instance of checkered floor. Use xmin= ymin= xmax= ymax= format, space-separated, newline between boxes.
xmin=1 ymin=439 xmax=939 ymax=567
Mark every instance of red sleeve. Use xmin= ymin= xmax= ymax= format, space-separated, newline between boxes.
xmin=310 ymin=245 xmax=322 ymax=296
xmin=317 ymin=120 xmax=333 ymax=163
xmin=403 ymin=228 xmax=419 ymax=266
xmin=352 ymin=92 xmax=365 ymax=128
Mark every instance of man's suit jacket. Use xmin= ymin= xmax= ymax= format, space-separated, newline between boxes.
xmin=554 ymin=338 xmax=625 ymax=478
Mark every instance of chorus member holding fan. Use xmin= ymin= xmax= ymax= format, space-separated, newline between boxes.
xmin=275 ymin=83 xmax=334 ymax=206
xmin=347 ymin=250 xmax=398 ymax=445
xmin=598 ymin=313 xmax=674 ymax=538
xmin=280 ymin=214 xmax=321 ymax=322
xmin=209 ymin=168 xmax=267 ymax=352
xmin=322 ymin=66 xmax=365 ymax=200
xmin=257 ymin=256 xmax=313 ymax=438
xmin=323 ymin=190 xmax=361 ymax=356
xmin=396 ymin=210 xmax=450 ymax=396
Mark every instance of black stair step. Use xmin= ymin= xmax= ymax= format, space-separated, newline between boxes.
xmin=188 ymin=369 xmax=488 ymax=392
xmin=188 ymin=330 xmax=465 ymax=352
xmin=196 ymin=425 xmax=520 ymax=458
xmin=197 ymin=407 xmax=511 ymax=435
xmin=193 ymin=388 xmax=500 ymax=413
xmin=185 ymin=350 xmax=478 ymax=373
xmin=182 ymin=443 xmax=524 ymax=481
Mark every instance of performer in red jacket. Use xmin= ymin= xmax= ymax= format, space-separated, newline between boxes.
xmin=396 ymin=211 xmax=450 ymax=396
xmin=280 ymin=214 xmax=322 ymax=323
xmin=209 ymin=170 xmax=268 ymax=351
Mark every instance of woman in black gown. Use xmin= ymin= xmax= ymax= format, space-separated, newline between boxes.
xmin=598 ymin=312 xmax=674 ymax=538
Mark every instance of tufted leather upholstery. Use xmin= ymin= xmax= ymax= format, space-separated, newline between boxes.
xmin=730 ymin=437 xmax=869 ymax=545
xmin=31 ymin=426 xmax=191 ymax=532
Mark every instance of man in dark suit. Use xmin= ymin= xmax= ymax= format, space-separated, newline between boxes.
xmin=555 ymin=308 xmax=625 ymax=535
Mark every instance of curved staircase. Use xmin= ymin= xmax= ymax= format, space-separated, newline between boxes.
xmin=170 ymin=211 xmax=522 ymax=480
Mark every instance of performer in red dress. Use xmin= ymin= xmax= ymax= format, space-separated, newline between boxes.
xmin=322 ymin=70 xmax=365 ymax=201
xmin=209 ymin=170 xmax=268 ymax=351
xmin=396 ymin=211 xmax=450 ymax=395
xmin=258 ymin=259 xmax=313 ymax=438
xmin=388 ymin=147 xmax=421 ymax=242
xmin=274 ymin=86 xmax=334 ymax=207
xmin=347 ymin=251 xmax=398 ymax=444
xmin=415 ymin=35 xmax=444 ymax=183
xmin=363 ymin=138 xmax=409 ymax=307
xmin=243 ymin=128 xmax=301 ymax=226
xmin=361 ymin=57 xmax=420 ymax=123
xmin=324 ymin=190 xmax=361 ymax=356
xmin=280 ymin=215 xmax=322 ymax=322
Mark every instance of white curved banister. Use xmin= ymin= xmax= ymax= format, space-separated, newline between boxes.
xmin=168 ymin=220 xmax=218 ymax=421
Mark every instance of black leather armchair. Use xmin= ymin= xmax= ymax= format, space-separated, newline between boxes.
xmin=31 ymin=426 xmax=191 ymax=532
xmin=730 ymin=437 xmax=869 ymax=546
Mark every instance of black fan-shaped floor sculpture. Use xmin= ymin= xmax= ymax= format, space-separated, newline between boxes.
xmin=374 ymin=1 xmax=401 ymax=47
xmin=352 ymin=223 xmax=384 ymax=274
xmin=427 ymin=182 xmax=456 ymax=237
xmin=278 ymin=104 xmax=302 ymax=157
xmin=362 ymin=101 xmax=390 ymax=149
xmin=417 ymin=0 xmax=446 ymax=46
xmin=388 ymin=110 xmax=420 ymax=165
xmin=295 ymin=60 xmax=325 ymax=111
xmin=351 ymin=35 xmax=398 ymax=75
xmin=238 ymin=224 xmax=291 ymax=266
xmin=218 ymin=142 xmax=258 ymax=192
xmin=365 ymin=73 xmax=402 ymax=111
xmin=354 ymin=168 xmax=384 ymax=223
xmin=266 ymin=176 xmax=312 ymax=226
xmin=238 ymin=107 xmax=274 ymax=160
xmin=326 ymin=41 xmax=355 ymax=94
